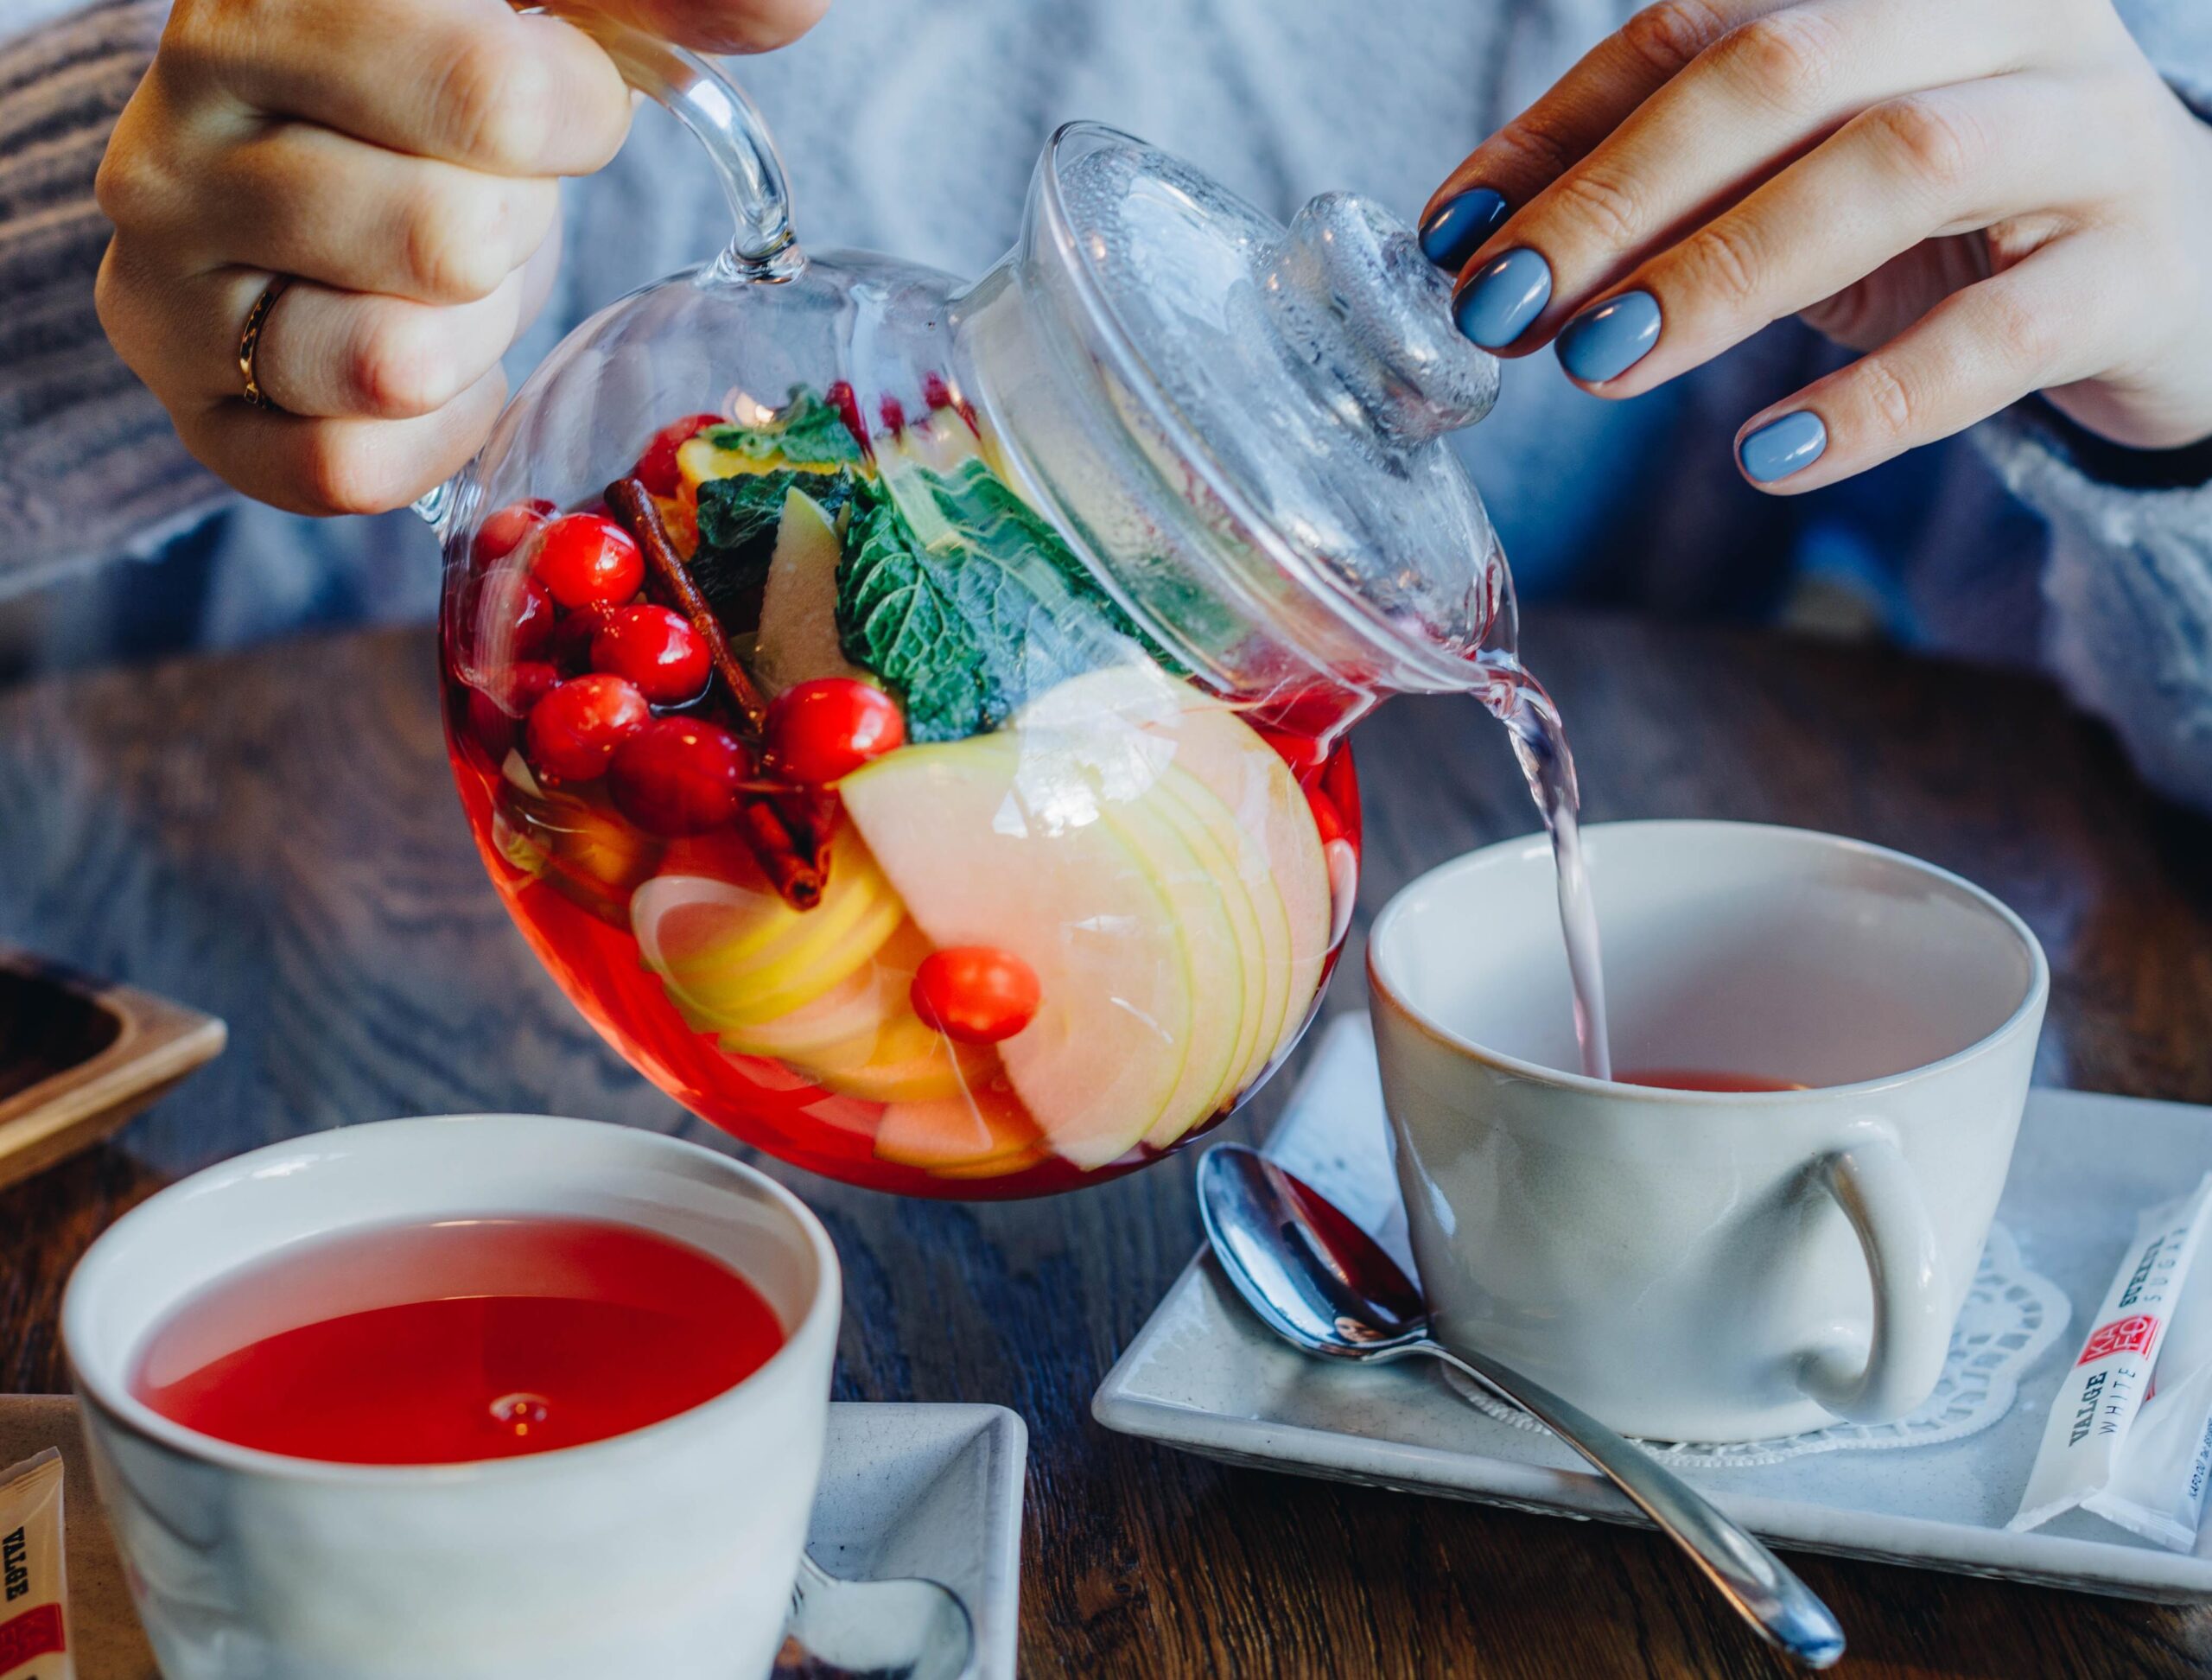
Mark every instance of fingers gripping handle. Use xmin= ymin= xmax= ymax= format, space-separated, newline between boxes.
xmin=523 ymin=3 xmax=794 ymax=270
xmin=1797 ymin=1126 xmax=1948 ymax=1422
xmin=415 ymin=7 xmax=796 ymax=532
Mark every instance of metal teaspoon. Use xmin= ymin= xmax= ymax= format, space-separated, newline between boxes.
xmin=783 ymin=1552 xmax=974 ymax=1680
xmin=1196 ymin=1143 xmax=1846 ymax=1670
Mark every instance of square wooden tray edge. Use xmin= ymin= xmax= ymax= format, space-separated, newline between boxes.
xmin=0 ymin=951 xmax=226 ymax=1193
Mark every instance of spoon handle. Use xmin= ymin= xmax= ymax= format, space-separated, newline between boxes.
xmin=1422 ymin=1342 xmax=1845 ymax=1670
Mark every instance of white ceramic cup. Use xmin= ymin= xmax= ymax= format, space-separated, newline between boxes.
xmin=63 ymin=1114 xmax=840 ymax=1680
xmin=1367 ymin=821 xmax=2047 ymax=1442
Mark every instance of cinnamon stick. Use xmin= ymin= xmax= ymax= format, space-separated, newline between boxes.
xmin=739 ymin=799 xmax=823 ymax=911
xmin=605 ymin=475 xmax=824 ymax=909
xmin=606 ymin=477 xmax=770 ymax=739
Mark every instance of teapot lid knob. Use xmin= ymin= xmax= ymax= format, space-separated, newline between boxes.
xmin=1259 ymin=193 xmax=1499 ymax=449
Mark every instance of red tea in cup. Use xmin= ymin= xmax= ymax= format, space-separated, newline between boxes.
xmin=1616 ymin=1068 xmax=1808 ymax=1093
xmin=130 ymin=1216 xmax=785 ymax=1464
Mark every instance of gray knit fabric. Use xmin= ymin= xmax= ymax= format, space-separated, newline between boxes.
xmin=0 ymin=0 xmax=219 ymax=585
xmin=0 ymin=0 xmax=2208 ymax=807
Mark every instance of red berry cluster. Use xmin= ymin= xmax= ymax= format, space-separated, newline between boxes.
xmin=464 ymin=501 xmax=741 ymax=837
xmin=462 ymin=486 xmax=909 ymax=844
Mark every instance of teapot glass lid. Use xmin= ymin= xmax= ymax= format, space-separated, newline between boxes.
xmin=1030 ymin=124 xmax=1508 ymax=687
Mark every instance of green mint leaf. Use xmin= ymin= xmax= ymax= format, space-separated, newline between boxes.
xmin=690 ymin=468 xmax=855 ymax=629
xmin=701 ymin=385 xmax=863 ymax=468
xmin=834 ymin=459 xmax=1151 ymax=743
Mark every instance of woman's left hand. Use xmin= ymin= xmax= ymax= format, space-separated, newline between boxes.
xmin=1418 ymin=0 xmax=2212 ymax=490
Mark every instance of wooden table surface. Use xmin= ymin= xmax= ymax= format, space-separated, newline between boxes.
xmin=3 ymin=608 xmax=2210 ymax=1677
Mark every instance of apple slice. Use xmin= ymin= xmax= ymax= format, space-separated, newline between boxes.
xmin=1140 ymin=767 xmax=1281 ymax=1146
xmin=1094 ymin=768 xmax=1244 ymax=1157
xmin=1024 ymin=665 xmax=1329 ymax=1080
xmin=632 ymin=833 xmax=905 ymax=1034
xmin=840 ymin=733 xmax=1192 ymax=1170
xmin=874 ymin=1079 xmax=1043 ymax=1171
xmin=754 ymin=490 xmax=874 ymax=696
xmin=804 ymin=1006 xmax=994 ymax=1104
xmin=493 ymin=755 xmax=664 ymax=925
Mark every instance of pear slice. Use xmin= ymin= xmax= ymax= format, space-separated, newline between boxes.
xmin=754 ymin=490 xmax=874 ymax=696
xmin=840 ymin=732 xmax=1192 ymax=1170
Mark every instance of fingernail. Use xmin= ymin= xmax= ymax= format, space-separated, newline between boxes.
xmin=1555 ymin=290 xmax=1662 ymax=384
xmin=1453 ymin=249 xmax=1553 ymax=348
xmin=1738 ymin=411 xmax=1827 ymax=482
xmin=1419 ymin=188 xmax=1509 ymax=271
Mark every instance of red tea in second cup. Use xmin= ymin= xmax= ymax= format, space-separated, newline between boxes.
xmin=1617 ymin=1068 xmax=1809 ymax=1093
xmin=130 ymin=1216 xmax=785 ymax=1464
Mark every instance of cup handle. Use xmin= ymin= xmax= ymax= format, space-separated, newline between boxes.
xmin=1795 ymin=1124 xmax=1948 ymax=1422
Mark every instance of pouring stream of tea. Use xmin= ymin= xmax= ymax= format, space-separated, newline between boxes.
xmin=1476 ymin=647 xmax=1611 ymax=1081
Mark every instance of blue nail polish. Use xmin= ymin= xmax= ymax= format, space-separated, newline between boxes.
xmin=1738 ymin=411 xmax=1827 ymax=482
xmin=1419 ymin=188 xmax=1509 ymax=271
xmin=1453 ymin=248 xmax=1553 ymax=349
xmin=1555 ymin=290 xmax=1662 ymax=384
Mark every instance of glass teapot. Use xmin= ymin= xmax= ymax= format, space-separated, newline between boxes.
xmin=432 ymin=18 xmax=1513 ymax=1197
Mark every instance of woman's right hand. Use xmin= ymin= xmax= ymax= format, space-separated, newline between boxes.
xmin=94 ymin=0 xmax=826 ymax=517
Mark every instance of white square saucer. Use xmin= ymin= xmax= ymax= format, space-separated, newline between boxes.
xmin=1095 ymin=1015 xmax=2212 ymax=1602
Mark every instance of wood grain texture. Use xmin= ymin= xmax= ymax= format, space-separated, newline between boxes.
xmin=2 ymin=612 xmax=2209 ymax=1677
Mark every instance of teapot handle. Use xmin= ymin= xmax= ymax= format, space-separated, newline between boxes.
xmin=538 ymin=7 xmax=797 ymax=273
xmin=412 ymin=8 xmax=798 ymax=531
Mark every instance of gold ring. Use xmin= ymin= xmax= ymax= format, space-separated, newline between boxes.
xmin=236 ymin=277 xmax=292 ymax=412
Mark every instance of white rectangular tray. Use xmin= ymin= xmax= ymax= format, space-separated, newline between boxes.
xmin=1095 ymin=1014 xmax=2212 ymax=1602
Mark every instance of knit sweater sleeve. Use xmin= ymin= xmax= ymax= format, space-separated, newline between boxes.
xmin=1973 ymin=409 xmax=2212 ymax=811
xmin=0 ymin=0 xmax=228 ymax=599
xmin=1962 ymin=5 xmax=2212 ymax=812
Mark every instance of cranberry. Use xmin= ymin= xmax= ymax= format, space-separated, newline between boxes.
xmin=633 ymin=413 xmax=721 ymax=499
xmin=766 ymin=679 xmax=906 ymax=786
xmin=466 ymin=571 xmax=555 ymax=665
xmin=824 ymin=381 xmax=868 ymax=451
xmin=550 ymin=602 xmax=614 ymax=673
xmin=485 ymin=659 xmax=558 ymax=716
xmin=911 ymin=948 xmax=1041 ymax=1044
xmin=607 ymin=718 xmax=753 ymax=836
xmin=524 ymin=673 xmax=649 ymax=782
xmin=473 ymin=499 xmax=554 ymax=567
xmin=877 ymin=394 xmax=906 ymax=435
xmin=465 ymin=690 xmax=515 ymax=759
xmin=531 ymin=513 xmax=644 ymax=610
xmin=466 ymin=662 xmax=556 ymax=759
xmin=590 ymin=604 xmax=709 ymax=705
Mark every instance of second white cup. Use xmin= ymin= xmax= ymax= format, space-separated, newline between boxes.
xmin=1368 ymin=821 xmax=2046 ymax=1442
xmin=64 ymin=1114 xmax=840 ymax=1680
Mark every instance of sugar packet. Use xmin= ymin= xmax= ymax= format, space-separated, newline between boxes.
xmin=2082 ymin=1212 xmax=2212 ymax=1550
xmin=0 ymin=1449 xmax=72 ymax=1680
xmin=2010 ymin=1174 xmax=2212 ymax=1534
